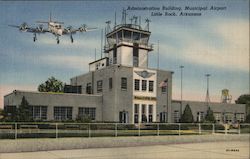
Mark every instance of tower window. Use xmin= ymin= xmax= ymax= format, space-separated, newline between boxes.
xmin=109 ymin=78 xmax=112 ymax=89
xmin=133 ymin=43 xmax=139 ymax=67
xmin=113 ymin=44 xmax=117 ymax=64
xmin=97 ymin=80 xmax=103 ymax=93
xmin=134 ymin=79 xmax=140 ymax=91
xmin=142 ymin=80 xmax=147 ymax=91
xmin=121 ymin=77 xmax=127 ymax=90
xmin=86 ymin=83 xmax=92 ymax=94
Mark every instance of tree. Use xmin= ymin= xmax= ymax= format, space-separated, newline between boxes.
xmin=17 ymin=96 xmax=32 ymax=122
xmin=235 ymin=94 xmax=250 ymax=104
xmin=245 ymin=114 xmax=250 ymax=123
xmin=180 ymin=104 xmax=194 ymax=123
xmin=205 ymin=107 xmax=215 ymax=123
xmin=0 ymin=108 xmax=4 ymax=121
xmin=38 ymin=76 xmax=64 ymax=92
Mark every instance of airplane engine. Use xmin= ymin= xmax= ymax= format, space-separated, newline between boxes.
xmin=78 ymin=24 xmax=87 ymax=32
xmin=66 ymin=26 xmax=73 ymax=33
xmin=37 ymin=24 xmax=44 ymax=32
xmin=19 ymin=22 xmax=28 ymax=32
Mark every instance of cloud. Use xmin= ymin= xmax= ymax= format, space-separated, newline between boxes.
xmin=182 ymin=19 xmax=249 ymax=72
xmin=39 ymin=54 xmax=93 ymax=71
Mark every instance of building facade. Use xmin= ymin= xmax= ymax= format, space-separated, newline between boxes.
xmin=4 ymin=15 xmax=246 ymax=123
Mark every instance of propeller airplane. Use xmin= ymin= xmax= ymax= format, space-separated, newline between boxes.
xmin=8 ymin=13 xmax=97 ymax=44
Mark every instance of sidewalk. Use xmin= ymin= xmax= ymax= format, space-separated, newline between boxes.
xmin=0 ymin=134 xmax=249 ymax=153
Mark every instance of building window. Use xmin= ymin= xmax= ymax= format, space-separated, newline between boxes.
xmin=161 ymin=86 xmax=167 ymax=93
xmin=235 ymin=113 xmax=244 ymax=122
xmin=54 ymin=107 xmax=72 ymax=121
xmin=224 ymin=113 xmax=234 ymax=123
xmin=133 ymin=43 xmax=139 ymax=67
xmin=134 ymin=79 xmax=140 ymax=91
xmin=214 ymin=112 xmax=221 ymax=122
xmin=142 ymin=80 xmax=147 ymax=91
xmin=149 ymin=81 xmax=154 ymax=92
xmin=78 ymin=107 xmax=96 ymax=120
xmin=160 ymin=112 xmax=167 ymax=123
xmin=31 ymin=106 xmax=47 ymax=121
xmin=121 ymin=77 xmax=127 ymax=90
xmin=141 ymin=104 xmax=147 ymax=123
xmin=97 ymin=80 xmax=103 ymax=93
xmin=134 ymin=104 xmax=139 ymax=123
xmin=86 ymin=83 xmax=92 ymax=94
xmin=109 ymin=78 xmax=112 ymax=89
xmin=113 ymin=44 xmax=117 ymax=64
xmin=148 ymin=105 xmax=153 ymax=123
xmin=173 ymin=110 xmax=180 ymax=123
xmin=197 ymin=112 xmax=205 ymax=122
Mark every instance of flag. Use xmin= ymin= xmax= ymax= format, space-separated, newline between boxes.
xmin=159 ymin=79 xmax=168 ymax=87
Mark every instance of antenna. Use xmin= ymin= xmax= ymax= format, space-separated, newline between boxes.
xmin=114 ymin=12 xmax=117 ymax=29
xmin=157 ymin=40 xmax=159 ymax=69
xmin=145 ymin=18 xmax=151 ymax=31
xmin=95 ymin=48 xmax=96 ymax=61
xmin=205 ymin=74 xmax=211 ymax=108
xmin=49 ymin=12 xmax=52 ymax=22
xmin=101 ymin=29 xmax=103 ymax=58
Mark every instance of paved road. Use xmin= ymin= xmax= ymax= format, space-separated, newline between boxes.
xmin=0 ymin=141 xmax=249 ymax=159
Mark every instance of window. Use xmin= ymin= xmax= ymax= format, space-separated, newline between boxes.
xmin=160 ymin=112 xmax=167 ymax=123
xmin=134 ymin=104 xmax=139 ymax=123
xmin=133 ymin=43 xmax=139 ymax=67
xmin=235 ymin=113 xmax=244 ymax=122
xmin=134 ymin=104 xmax=139 ymax=114
xmin=121 ymin=77 xmax=127 ymax=90
xmin=97 ymin=80 xmax=103 ymax=92
xmin=54 ymin=107 xmax=72 ymax=120
xmin=161 ymin=86 xmax=167 ymax=93
xmin=214 ymin=112 xmax=221 ymax=122
xmin=148 ymin=105 xmax=153 ymax=114
xmin=142 ymin=80 xmax=147 ymax=91
xmin=31 ymin=106 xmax=47 ymax=121
xmin=134 ymin=79 xmax=140 ymax=91
xmin=149 ymin=81 xmax=154 ymax=92
xmin=148 ymin=105 xmax=153 ymax=123
xmin=113 ymin=44 xmax=117 ymax=64
xmin=142 ymin=104 xmax=146 ymax=114
xmin=109 ymin=78 xmax=112 ymax=89
xmin=173 ymin=110 xmax=180 ymax=123
xmin=78 ymin=107 xmax=96 ymax=120
xmin=197 ymin=112 xmax=205 ymax=122
xmin=86 ymin=83 xmax=92 ymax=94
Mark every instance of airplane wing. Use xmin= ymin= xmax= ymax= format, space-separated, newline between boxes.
xmin=63 ymin=25 xmax=97 ymax=35
xmin=8 ymin=23 xmax=49 ymax=33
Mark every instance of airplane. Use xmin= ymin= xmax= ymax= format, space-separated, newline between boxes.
xmin=8 ymin=14 xmax=97 ymax=44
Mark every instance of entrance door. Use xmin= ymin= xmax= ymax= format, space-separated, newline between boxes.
xmin=160 ymin=112 xmax=167 ymax=123
xmin=119 ymin=111 xmax=128 ymax=123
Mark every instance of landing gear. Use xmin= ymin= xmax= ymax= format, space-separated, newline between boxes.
xmin=70 ymin=34 xmax=74 ymax=43
xmin=56 ymin=36 xmax=60 ymax=44
xmin=33 ymin=33 xmax=37 ymax=42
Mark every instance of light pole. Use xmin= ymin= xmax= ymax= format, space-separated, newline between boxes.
xmin=180 ymin=66 xmax=184 ymax=119
xmin=205 ymin=74 xmax=211 ymax=108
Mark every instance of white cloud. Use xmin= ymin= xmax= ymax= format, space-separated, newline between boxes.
xmin=40 ymin=54 xmax=92 ymax=71
xmin=183 ymin=20 xmax=249 ymax=72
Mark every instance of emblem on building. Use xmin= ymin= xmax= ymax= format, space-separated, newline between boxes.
xmin=135 ymin=70 xmax=155 ymax=78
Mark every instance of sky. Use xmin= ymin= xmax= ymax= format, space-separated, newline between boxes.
xmin=0 ymin=0 xmax=249 ymax=108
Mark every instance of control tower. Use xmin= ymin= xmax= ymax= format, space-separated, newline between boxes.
xmin=104 ymin=10 xmax=153 ymax=68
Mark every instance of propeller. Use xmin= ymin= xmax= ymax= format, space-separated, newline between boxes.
xmin=66 ymin=25 xmax=73 ymax=33
xmin=36 ymin=24 xmax=44 ymax=32
xmin=78 ymin=24 xmax=97 ymax=32
xmin=78 ymin=24 xmax=87 ymax=32
xmin=19 ymin=22 xmax=28 ymax=31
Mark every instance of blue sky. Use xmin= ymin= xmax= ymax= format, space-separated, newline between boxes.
xmin=0 ymin=0 xmax=249 ymax=107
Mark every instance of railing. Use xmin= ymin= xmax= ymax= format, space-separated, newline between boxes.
xmin=0 ymin=123 xmax=249 ymax=139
